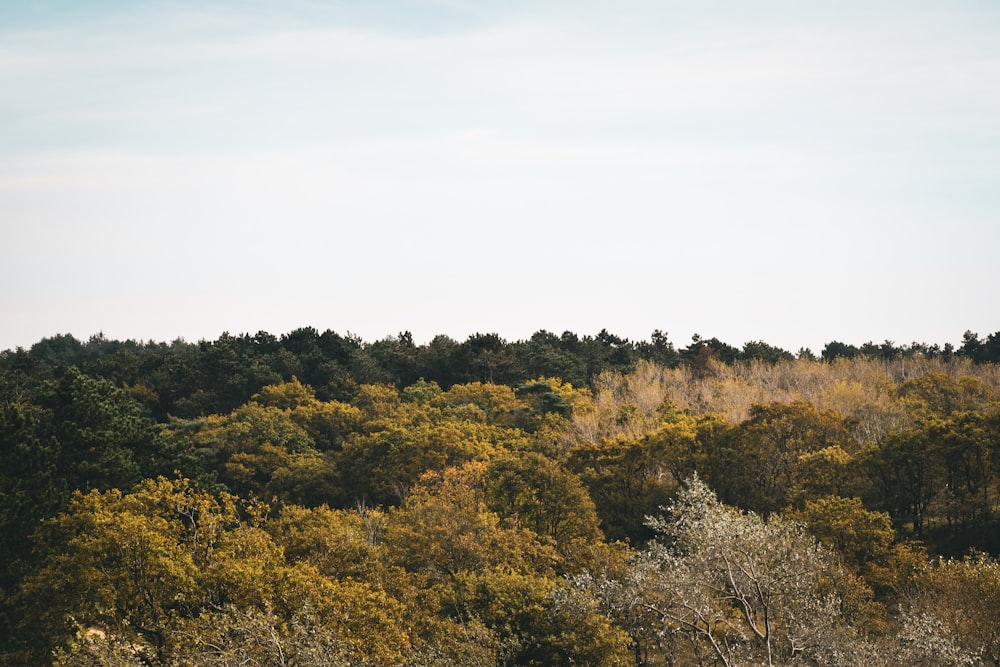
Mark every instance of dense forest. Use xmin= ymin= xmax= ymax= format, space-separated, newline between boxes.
xmin=2 ymin=328 xmax=1000 ymax=666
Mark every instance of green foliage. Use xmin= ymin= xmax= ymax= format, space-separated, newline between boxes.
xmin=706 ymin=401 xmax=855 ymax=514
xmin=483 ymin=452 xmax=603 ymax=569
xmin=384 ymin=462 xmax=559 ymax=580
xmin=791 ymin=496 xmax=895 ymax=571
xmin=567 ymin=435 xmax=675 ymax=544
xmin=339 ymin=416 xmax=512 ymax=506
xmin=0 ymin=404 xmax=64 ymax=652
xmin=39 ymin=367 xmax=160 ymax=491
xmin=864 ymin=407 xmax=1000 ymax=549
xmin=16 ymin=477 xmax=432 ymax=666
xmin=897 ymin=372 xmax=996 ymax=416
xmin=401 ymin=377 xmax=444 ymax=404
xmin=18 ymin=478 xmax=220 ymax=662
xmin=4 ymin=328 xmax=1000 ymax=663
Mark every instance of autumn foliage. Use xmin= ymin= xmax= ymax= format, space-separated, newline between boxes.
xmin=2 ymin=329 xmax=1000 ymax=665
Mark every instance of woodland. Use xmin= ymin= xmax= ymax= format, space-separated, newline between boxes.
xmin=2 ymin=327 xmax=1000 ymax=666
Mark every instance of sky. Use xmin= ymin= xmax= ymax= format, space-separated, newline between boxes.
xmin=2 ymin=0 xmax=999 ymax=354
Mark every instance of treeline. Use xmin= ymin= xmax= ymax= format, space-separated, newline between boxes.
xmin=3 ymin=328 xmax=999 ymax=419
xmin=1 ymin=329 xmax=1000 ymax=665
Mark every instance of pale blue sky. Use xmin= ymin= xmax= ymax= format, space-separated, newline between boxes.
xmin=2 ymin=1 xmax=998 ymax=353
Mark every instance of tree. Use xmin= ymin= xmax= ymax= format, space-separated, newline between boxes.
xmin=188 ymin=332 xmax=283 ymax=415
xmin=265 ymin=504 xmax=381 ymax=582
xmin=430 ymin=381 xmax=524 ymax=425
xmin=250 ymin=376 xmax=316 ymax=410
xmin=510 ymin=330 xmax=589 ymax=387
xmin=707 ymin=401 xmax=854 ymax=514
xmin=790 ymin=446 xmax=861 ymax=505
xmin=415 ymin=334 xmax=463 ymax=388
xmin=567 ymin=434 xmax=677 ymax=544
xmin=896 ymin=554 xmax=1000 ymax=666
xmin=862 ymin=427 xmax=941 ymax=539
xmin=18 ymin=478 xmax=211 ymax=663
xmin=789 ymin=496 xmax=895 ymax=572
xmin=17 ymin=477 xmax=420 ymax=666
xmin=897 ymin=372 xmax=996 ymax=417
xmin=27 ymin=334 xmax=86 ymax=369
xmin=683 ymin=335 xmax=740 ymax=368
xmin=635 ymin=330 xmax=681 ymax=369
xmin=366 ymin=331 xmax=420 ymax=387
xmin=0 ymin=403 xmax=64 ymax=655
xmin=385 ymin=462 xmax=628 ymax=665
xmin=927 ymin=410 xmax=998 ymax=546
xmin=38 ymin=367 xmax=163 ymax=492
xmin=594 ymin=476 xmax=873 ymax=666
xmin=482 ymin=452 xmax=603 ymax=569
xmin=336 ymin=412 xmax=514 ymax=506
xmin=277 ymin=327 xmax=356 ymax=401
xmin=179 ymin=400 xmax=316 ymax=499
xmin=740 ymin=340 xmax=794 ymax=364
xmin=461 ymin=333 xmax=515 ymax=385
xmin=822 ymin=342 xmax=860 ymax=362
xmin=445 ymin=567 xmax=631 ymax=666
xmin=515 ymin=380 xmax=573 ymax=421
xmin=384 ymin=462 xmax=559 ymax=582
xmin=401 ymin=377 xmax=444 ymax=405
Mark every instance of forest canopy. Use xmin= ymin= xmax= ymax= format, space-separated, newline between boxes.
xmin=2 ymin=327 xmax=1000 ymax=666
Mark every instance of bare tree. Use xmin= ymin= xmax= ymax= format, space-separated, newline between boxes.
xmin=577 ymin=476 xmax=878 ymax=666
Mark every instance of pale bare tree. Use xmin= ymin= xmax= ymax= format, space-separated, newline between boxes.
xmin=577 ymin=477 xmax=879 ymax=666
